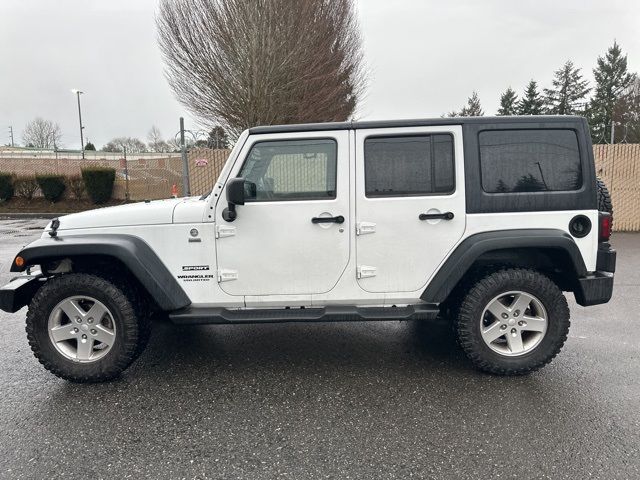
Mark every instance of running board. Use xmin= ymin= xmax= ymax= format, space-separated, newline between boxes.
xmin=168 ymin=304 xmax=439 ymax=325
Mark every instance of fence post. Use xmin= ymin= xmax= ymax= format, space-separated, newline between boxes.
xmin=123 ymin=146 xmax=130 ymax=201
xmin=180 ymin=117 xmax=191 ymax=196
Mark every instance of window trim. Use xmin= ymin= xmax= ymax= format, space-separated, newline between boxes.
xmin=478 ymin=128 xmax=584 ymax=195
xmin=363 ymin=132 xmax=456 ymax=198
xmin=238 ymin=137 xmax=339 ymax=203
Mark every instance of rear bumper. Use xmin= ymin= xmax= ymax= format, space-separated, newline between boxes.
xmin=596 ymin=245 xmax=616 ymax=273
xmin=0 ymin=275 xmax=44 ymax=313
xmin=574 ymin=246 xmax=616 ymax=307
xmin=574 ymin=272 xmax=614 ymax=306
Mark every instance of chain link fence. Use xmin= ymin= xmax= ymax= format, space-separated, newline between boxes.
xmin=594 ymin=143 xmax=640 ymax=231
xmin=187 ymin=148 xmax=230 ymax=196
xmin=0 ymin=149 xmax=187 ymax=201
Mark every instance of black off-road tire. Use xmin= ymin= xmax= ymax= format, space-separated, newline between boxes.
xmin=26 ymin=273 xmax=145 ymax=383
xmin=455 ymin=268 xmax=570 ymax=375
xmin=84 ymin=269 xmax=152 ymax=361
xmin=596 ymin=177 xmax=613 ymax=224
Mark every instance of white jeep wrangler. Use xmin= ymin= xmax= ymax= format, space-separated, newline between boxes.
xmin=1 ymin=116 xmax=616 ymax=382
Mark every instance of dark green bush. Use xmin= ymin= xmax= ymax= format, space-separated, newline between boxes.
xmin=82 ymin=167 xmax=116 ymax=204
xmin=36 ymin=175 xmax=66 ymax=202
xmin=14 ymin=176 xmax=39 ymax=200
xmin=0 ymin=173 xmax=14 ymax=201
xmin=67 ymin=175 xmax=85 ymax=200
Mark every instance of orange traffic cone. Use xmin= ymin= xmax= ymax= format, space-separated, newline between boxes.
xmin=171 ymin=184 xmax=178 ymax=198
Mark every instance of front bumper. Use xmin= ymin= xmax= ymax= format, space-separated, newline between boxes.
xmin=574 ymin=246 xmax=616 ymax=307
xmin=0 ymin=275 xmax=44 ymax=313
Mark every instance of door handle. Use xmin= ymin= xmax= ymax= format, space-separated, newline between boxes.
xmin=312 ymin=215 xmax=345 ymax=224
xmin=419 ymin=212 xmax=454 ymax=221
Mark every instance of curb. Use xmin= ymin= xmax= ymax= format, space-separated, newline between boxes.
xmin=0 ymin=212 xmax=62 ymax=220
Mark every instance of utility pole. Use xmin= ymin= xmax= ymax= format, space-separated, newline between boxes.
xmin=72 ymin=89 xmax=85 ymax=158
xmin=180 ymin=117 xmax=190 ymax=196
xmin=8 ymin=126 xmax=14 ymax=147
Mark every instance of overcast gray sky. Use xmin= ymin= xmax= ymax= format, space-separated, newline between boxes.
xmin=1 ymin=0 xmax=639 ymax=149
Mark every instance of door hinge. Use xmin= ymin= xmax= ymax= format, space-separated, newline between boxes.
xmin=215 ymin=225 xmax=236 ymax=239
xmin=217 ymin=269 xmax=238 ymax=282
xmin=357 ymin=265 xmax=377 ymax=279
xmin=356 ymin=222 xmax=376 ymax=235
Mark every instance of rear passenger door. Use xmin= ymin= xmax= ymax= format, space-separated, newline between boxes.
xmin=355 ymin=126 xmax=465 ymax=293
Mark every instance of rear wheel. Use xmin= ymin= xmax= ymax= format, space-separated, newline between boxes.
xmin=26 ymin=273 xmax=145 ymax=382
xmin=455 ymin=268 xmax=570 ymax=375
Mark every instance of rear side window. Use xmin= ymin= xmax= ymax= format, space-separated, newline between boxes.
xmin=364 ymin=134 xmax=455 ymax=197
xmin=479 ymin=129 xmax=582 ymax=193
xmin=239 ymin=139 xmax=337 ymax=201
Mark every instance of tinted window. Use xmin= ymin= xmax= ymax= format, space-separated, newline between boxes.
xmin=364 ymin=134 xmax=455 ymax=197
xmin=239 ymin=139 xmax=337 ymax=201
xmin=479 ymin=129 xmax=582 ymax=193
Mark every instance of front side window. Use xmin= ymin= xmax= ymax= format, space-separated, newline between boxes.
xmin=479 ymin=129 xmax=582 ymax=193
xmin=239 ymin=139 xmax=337 ymax=201
xmin=364 ymin=134 xmax=455 ymax=197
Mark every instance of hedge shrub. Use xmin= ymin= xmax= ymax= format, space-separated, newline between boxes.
xmin=14 ymin=176 xmax=39 ymax=200
xmin=82 ymin=167 xmax=116 ymax=204
xmin=67 ymin=175 xmax=85 ymax=200
xmin=36 ymin=175 xmax=66 ymax=202
xmin=0 ymin=173 xmax=14 ymax=201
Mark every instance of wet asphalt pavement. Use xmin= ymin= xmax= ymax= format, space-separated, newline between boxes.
xmin=0 ymin=218 xmax=638 ymax=479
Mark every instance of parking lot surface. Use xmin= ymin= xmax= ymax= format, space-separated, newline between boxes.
xmin=0 ymin=218 xmax=638 ymax=479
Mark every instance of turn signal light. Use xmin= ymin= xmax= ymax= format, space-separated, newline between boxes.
xmin=599 ymin=213 xmax=612 ymax=242
xmin=14 ymin=256 xmax=25 ymax=268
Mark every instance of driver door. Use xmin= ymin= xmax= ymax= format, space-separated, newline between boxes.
xmin=215 ymin=131 xmax=350 ymax=298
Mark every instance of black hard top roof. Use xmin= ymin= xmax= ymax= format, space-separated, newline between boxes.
xmin=248 ymin=115 xmax=585 ymax=134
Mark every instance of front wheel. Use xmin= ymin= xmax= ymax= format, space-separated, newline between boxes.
xmin=26 ymin=273 xmax=145 ymax=382
xmin=455 ymin=269 xmax=570 ymax=375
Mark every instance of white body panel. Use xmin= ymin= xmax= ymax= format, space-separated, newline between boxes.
xmin=354 ymin=126 xmax=466 ymax=293
xmin=58 ymin=198 xmax=183 ymax=230
xmin=44 ymin=125 xmax=599 ymax=310
xmin=464 ymin=210 xmax=598 ymax=272
xmin=214 ymin=130 xmax=351 ymax=297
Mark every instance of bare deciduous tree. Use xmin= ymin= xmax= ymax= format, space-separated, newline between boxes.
xmin=22 ymin=118 xmax=63 ymax=149
xmin=157 ymin=0 xmax=366 ymax=137
xmin=147 ymin=125 xmax=171 ymax=152
xmin=102 ymin=137 xmax=147 ymax=153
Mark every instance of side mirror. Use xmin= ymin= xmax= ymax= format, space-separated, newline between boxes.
xmin=227 ymin=177 xmax=247 ymax=205
xmin=222 ymin=178 xmax=256 ymax=222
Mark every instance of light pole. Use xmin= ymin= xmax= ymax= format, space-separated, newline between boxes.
xmin=71 ymin=89 xmax=85 ymax=158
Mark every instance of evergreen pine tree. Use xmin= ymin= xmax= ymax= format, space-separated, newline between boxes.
xmin=449 ymin=91 xmax=484 ymax=117
xmin=497 ymin=87 xmax=518 ymax=115
xmin=517 ymin=80 xmax=545 ymax=115
xmin=543 ymin=60 xmax=590 ymax=115
xmin=612 ymin=76 xmax=640 ymax=143
xmin=464 ymin=91 xmax=484 ymax=116
xmin=588 ymin=41 xmax=634 ymax=143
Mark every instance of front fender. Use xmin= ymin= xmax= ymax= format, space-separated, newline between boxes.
xmin=10 ymin=234 xmax=190 ymax=311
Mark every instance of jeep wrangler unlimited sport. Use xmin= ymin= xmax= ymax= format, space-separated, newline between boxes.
xmin=1 ymin=116 xmax=616 ymax=382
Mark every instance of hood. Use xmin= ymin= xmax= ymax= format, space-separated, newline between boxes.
xmin=50 ymin=198 xmax=186 ymax=231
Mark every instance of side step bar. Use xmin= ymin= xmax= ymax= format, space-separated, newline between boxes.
xmin=168 ymin=304 xmax=439 ymax=325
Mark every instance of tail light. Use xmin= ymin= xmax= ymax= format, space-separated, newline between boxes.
xmin=599 ymin=212 xmax=612 ymax=242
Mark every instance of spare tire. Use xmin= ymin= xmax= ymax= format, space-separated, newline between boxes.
xmin=596 ymin=177 xmax=613 ymax=226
